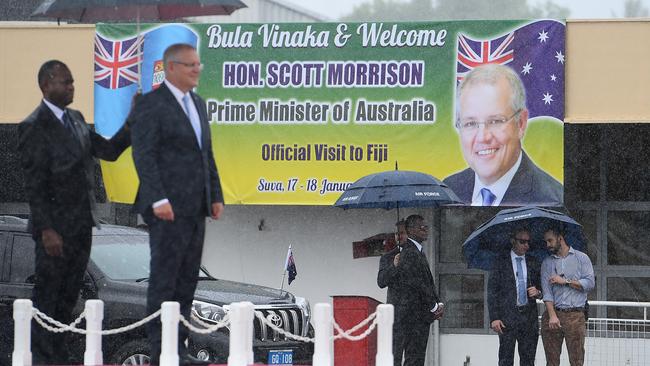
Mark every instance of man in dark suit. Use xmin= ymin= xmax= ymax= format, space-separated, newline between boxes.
xmin=18 ymin=60 xmax=131 ymax=364
xmin=443 ymin=64 xmax=562 ymax=206
xmin=488 ymin=226 xmax=542 ymax=366
xmin=377 ymin=215 xmax=443 ymax=366
xmin=130 ymin=43 xmax=224 ymax=365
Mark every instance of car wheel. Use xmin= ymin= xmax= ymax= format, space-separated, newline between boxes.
xmin=111 ymin=340 xmax=151 ymax=366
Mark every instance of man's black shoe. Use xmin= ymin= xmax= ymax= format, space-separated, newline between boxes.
xmin=180 ymin=354 xmax=212 ymax=366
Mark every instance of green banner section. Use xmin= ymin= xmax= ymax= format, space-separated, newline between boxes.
xmin=96 ymin=20 xmax=564 ymax=205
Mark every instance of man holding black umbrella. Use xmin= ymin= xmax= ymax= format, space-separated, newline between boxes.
xmin=378 ymin=214 xmax=443 ymax=366
xmin=487 ymin=226 xmax=542 ymax=366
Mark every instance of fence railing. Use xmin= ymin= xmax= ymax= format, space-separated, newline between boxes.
xmin=14 ymin=299 xmax=650 ymax=366
xmin=12 ymin=299 xmax=394 ymax=366
xmin=529 ymin=300 xmax=650 ymax=366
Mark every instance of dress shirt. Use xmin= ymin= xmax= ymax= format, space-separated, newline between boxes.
xmin=511 ymin=250 xmax=528 ymax=299
xmin=407 ymin=237 xmax=423 ymax=252
xmin=164 ymin=79 xmax=201 ymax=145
xmin=541 ymin=247 xmax=595 ymax=308
xmin=471 ymin=152 xmax=522 ymax=206
xmin=42 ymin=98 xmax=65 ymax=125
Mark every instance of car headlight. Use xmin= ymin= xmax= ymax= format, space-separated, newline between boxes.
xmin=192 ymin=300 xmax=229 ymax=324
xmin=295 ymin=296 xmax=310 ymax=319
xmin=295 ymin=296 xmax=311 ymax=337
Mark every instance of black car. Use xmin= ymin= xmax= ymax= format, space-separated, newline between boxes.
xmin=0 ymin=216 xmax=313 ymax=365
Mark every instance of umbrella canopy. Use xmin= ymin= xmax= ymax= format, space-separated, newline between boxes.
xmin=462 ymin=206 xmax=587 ymax=270
xmin=334 ymin=170 xmax=463 ymax=211
xmin=32 ymin=0 xmax=247 ymax=22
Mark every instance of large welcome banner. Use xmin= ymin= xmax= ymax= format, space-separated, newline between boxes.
xmin=95 ymin=20 xmax=564 ymax=205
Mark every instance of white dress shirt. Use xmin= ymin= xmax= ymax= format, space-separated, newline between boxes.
xmin=471 ymin=152 xmax=523 ymax=206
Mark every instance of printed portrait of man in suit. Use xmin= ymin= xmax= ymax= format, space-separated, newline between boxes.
xmin=443 ymin=64 xmax=563 ymax=207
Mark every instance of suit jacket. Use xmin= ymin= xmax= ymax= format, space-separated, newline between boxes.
xmin=377 ymin=246 xmax=401 ymax=304
xmin=443 ymin=151 xmax=563 ymax=206
xmin=18 ymin=102 xmax=131 ymax=235
xmin=378 ymin=240 xmax=441 ymax=324
xmin=487 ymin=253 xmax=541 ymax=326
xmin=131 ymin=83 xmax=223 ymax=217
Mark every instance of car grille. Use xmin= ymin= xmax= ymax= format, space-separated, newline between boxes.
xmin=254 ymin=307 xmax=305 ymax=342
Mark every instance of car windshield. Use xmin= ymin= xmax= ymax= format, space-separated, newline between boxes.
xmin=90 ymin=233 xmax=211 ymax=281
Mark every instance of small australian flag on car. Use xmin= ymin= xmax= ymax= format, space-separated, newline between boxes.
xmin=285 ymin=246 xmax=298 ymax=285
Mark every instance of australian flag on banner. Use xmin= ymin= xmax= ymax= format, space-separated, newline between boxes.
xmin=94 ymin=24 xmax=198 ymax=137
xmin=285 ymin=245 xmax=298 ymax=285
xmin=456 ymin=20 xmax=565 ymax=121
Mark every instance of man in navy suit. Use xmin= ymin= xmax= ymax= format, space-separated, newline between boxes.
xmin=18 ymin=60 xmax=131 ymax=364
xmin=131 ymin=43 xmax=224 ymax=365
xmin=378 ymin=215 xmax=443 ymax=366
xmin=488 ymin=226 xmax=542 ymax=366
xmin=443 ymin=64 xmax=562 ymax=206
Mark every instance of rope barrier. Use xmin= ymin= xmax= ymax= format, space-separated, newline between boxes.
xmin=31 ymin=304 xmax=380 ymax=341
xmin=32 ymin=307 xmax=161 ymax=335
xmin=333 ymin=311 xmax=378 ymax=341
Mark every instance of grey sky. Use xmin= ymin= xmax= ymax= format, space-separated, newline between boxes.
xmin=285 ymin=0 xmax=649 ymax=20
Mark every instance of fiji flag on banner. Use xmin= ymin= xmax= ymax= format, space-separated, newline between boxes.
xmin=285 ymin=245 xmax=298 ymax=285
xmin=94 ymin=24 xmax=198 ymax=137
xmin=456 ymin=20 xmax=565 ymax=121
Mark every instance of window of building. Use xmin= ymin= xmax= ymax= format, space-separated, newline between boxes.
xmin=439 ymin=274 xmax=484 ymax=329
xmin=440 ymin=207 xmax=499 ymax=264
xmin=607 ymin=211 xmax=650 ymax=266
xmin=606 ymin=277 xmax=650 ymax=319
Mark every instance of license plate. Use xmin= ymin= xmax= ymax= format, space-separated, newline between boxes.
xmin=268 ymin=349 xmax=293 ymax=365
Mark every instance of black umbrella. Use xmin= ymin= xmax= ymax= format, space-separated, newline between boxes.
xmin=462 ymin=206 xmax=587 ymax=270
xmin=31 ymin=0 xmax=247 ymax=22
xmin=334 ymin=168 xmax=463 ymax=220
xmin=31 ymin=0 xmax=247 ymax=89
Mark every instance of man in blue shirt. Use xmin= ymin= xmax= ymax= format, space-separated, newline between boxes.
xmin=540 ymin=225 xmax=595 ymax=366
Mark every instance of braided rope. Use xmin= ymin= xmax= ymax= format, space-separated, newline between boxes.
xmin=33 ymin=307 xmax=161 ymax=335
xmin=254 ymin=311 xmax=314 ymax=343
xmin=178 ymin=313 xmax=231 ymax=334
xmin=31 ymin=305 xmax=380 ymax=343
xmin=333 ymin=311 xmax=378 ymax=341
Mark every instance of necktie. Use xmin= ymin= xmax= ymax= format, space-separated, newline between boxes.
xmin=62 ymin=110 xmax=79 ymax=143
xmin=516 ymin=257 xmax=527 ymax=305
xmin=62 ymin=110 xmax=74 ymax=133
xmin=182 ymin=94 xmax=202 ymax=148
xmin=480 ymin=188 xmax=496 ymax=206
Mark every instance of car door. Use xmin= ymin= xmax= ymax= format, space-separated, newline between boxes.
xmin=0 ymin=232 xmax=35 ymax=366
xmin=1 ymin=234 xmax=36 ymax=302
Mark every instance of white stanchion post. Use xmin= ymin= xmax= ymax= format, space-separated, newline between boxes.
xmin=84 ymin=300 xmax=104 ymax=366
xmin=242 ymin=302 xmax=254 ymax=365
xmin=228 ymin=302 xmax=247 ymax=366
xmin=160 ymin=302 xmax=180 ymax=366
xmin=375 ymin=304 xmax=394 ymax=366
xmin=12 ymin=299 xmax=32 ymax=366
xmin=312 ymin=303 xmax=333 ymax=366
